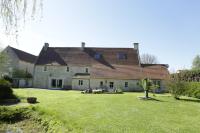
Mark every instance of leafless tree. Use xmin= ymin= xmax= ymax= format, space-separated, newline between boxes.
xmin=140 ymin=53 xmax=158 ymax=64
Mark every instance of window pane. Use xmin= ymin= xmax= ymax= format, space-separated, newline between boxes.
xmin=100 ymin=81 xmax=103 ymax=87
xmin=117 ymin=53 xmax=127 ymax=60
xmin=94 ymin=53 xmax=101 ymax=59
xmin=51 ymin=79 xmax=56 ymax=88
xmin=57 ymin=80 xmax=62 ymax=88
xmin=86 ymin=68 xmax=88 ymax=73
xmin=44 ymin=66 xmax=47 ymax=71
xmin=109 ymin=82 xmax=114 ymax=88
xmin=125 ymin=82 xmax=128 ymax=87
xmin=67 ymin=67 xmax=69 ymax=72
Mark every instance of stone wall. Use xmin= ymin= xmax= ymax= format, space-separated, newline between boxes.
xmin=33 ymin=65 xmax=90 ymax=89
xmin=1 ymin=47 xmax=19 ymax=75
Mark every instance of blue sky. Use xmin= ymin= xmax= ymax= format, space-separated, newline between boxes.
xmin=1 ymin=0 xmax=200 ymax=72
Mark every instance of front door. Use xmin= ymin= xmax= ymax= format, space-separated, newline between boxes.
xmin=51 ymin=79 xmax=63 ymax=89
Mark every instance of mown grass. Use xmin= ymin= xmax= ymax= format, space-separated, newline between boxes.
xmin=8 ymin=89 xmax=200 ymax=133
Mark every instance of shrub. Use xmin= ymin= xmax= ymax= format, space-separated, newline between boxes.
xmin=0 ymin=79 xmax=16 ymax=99
xmin=0 ymin=107 xmax=30 ymax=122
xmin=165 ymin=79 xmax=187 ymax=99
xmin=3 ymin=75 xmax=13 ymax=83
xmin=185 ymin=82 xmax=200 ymax=99
xmin=27 ymin=97 xmax=37 ymax=104
xmin=12 ymin=69 xmax=32 ymax=78
xmin=115 ymin=88 xmax=123 ymax=94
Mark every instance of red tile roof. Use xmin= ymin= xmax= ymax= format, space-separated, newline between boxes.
xmin=90 ymin=64 xmax=169 ymax=80
xmin=35 ymin=47 xmax=140 ymax=67
xmin=35 ymin=46 xmax=169 ymax=80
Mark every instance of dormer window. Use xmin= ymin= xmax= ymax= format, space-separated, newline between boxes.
xmin=117 ymin=53 xmax=127 ymax=60
xmin=94 ymin=53 xmax=102 ymax=59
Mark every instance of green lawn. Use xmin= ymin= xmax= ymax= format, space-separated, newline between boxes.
xmin=11 ymin=89 xmax=200 ymax=133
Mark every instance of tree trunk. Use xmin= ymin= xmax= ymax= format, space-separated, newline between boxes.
xmin=145 ymin=90 xmax=149 ymax=98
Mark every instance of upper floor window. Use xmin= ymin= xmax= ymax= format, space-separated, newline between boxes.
xmin=44 ymin=66 xmax=47 ymax=71
xmin=125 ymin=82 xmax=128 ymax=88
xmin=94 ymin=53 xmax=102 ymax=59
xmin=117 ymin=53 xmax=127 ymax=60
xmin=66 ymin=66 xmax=69 ymax=72
xmin=85 ymin=68 xmax=89 ymax=73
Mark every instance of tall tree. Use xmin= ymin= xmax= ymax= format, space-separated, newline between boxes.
xmin=140 ymin=53 xmax=158 ymax=64
xmin=192 ymin=55 xmax=200 ymax=69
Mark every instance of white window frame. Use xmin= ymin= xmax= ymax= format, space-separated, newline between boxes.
xmin=78 ymin=80 xmax=83 ymax=86
xmin=125 ymin=82 xmax=128 ymax=88
xmin=66 ymin=66 xmax=70 ymax=72
xmin=85 ymin=68 xmax=89 ymax=73
xmin=44 ymin=66 xmax=47 ymax=72
xmin=109 ymin=82 xmax=114 ymax=88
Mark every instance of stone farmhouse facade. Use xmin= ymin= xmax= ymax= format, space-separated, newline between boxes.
xmin=2 ymin=43 xmax=169 ymax=91
xmin=2 ymin=46 xmax=37 ymax=75
xmin=1 ymin=46 xmax=37 ymax=87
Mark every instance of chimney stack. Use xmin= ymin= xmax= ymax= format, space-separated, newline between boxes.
xmin=81 ymin=42 xmax=85 ymax=50
xmin=43 ymin=42 xmax=49 ymax=51
xmin=133 ymin=43 xmax=139 ymax=50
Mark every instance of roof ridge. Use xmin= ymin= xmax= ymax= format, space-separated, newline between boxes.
xmin=49 ymin=47 xmax=135 ymax=49
xmin=9 ymin=46 xmax=37 ymax=57
xmin=8 ymin=46 xmax=37 ymax=63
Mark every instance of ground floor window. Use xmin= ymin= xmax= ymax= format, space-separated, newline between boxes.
xmin=109 ymin=82 xmax=114 ymax=88
xmin=100 ymin=81 xmax=103 ymax=87
xmin=125 ymin=82 xmax=128 ymax=88
xmin=153 ymin=80 xmax=161 ymax=88
xmin=51 ymin=79 xmax=63 ymax=88
xmin=79 ymin=80 xmax=83 ymax=86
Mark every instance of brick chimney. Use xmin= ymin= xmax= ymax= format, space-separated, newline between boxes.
xmin=81 ymin=42 xmax=85 ymax=51
xmin=133 ymin=43 xmax=139 ymax=50
xmin=43 ymin=43 xmax=49 ymax=51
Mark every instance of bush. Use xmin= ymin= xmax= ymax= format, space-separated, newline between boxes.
xmin=115 ymin=88 xmax=123 ymax=94
xmin=165 ymin=79 xmax=187 ymax=99
xmin=0 ymin=79 xmax=16 ymax=99
xmin=27 ymin=97 xmax=37 ymax=104
xmin=185 ymin=82 xmax=200 ymax=99
xmin=3 ymin=75 xmax=13 ymax=83
xmin=0 ymin=107 xmax=30 ymax=122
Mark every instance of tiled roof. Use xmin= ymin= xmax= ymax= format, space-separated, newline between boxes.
xmin=90 ymin=64 xmax=169 ymax=80
xmin=35 ymin=47 xmax=139 ymax=67
xmin=35 ymin=46 xmax=169 ymax=80
xmin=9 ymin=46 xmax=37 ymax=63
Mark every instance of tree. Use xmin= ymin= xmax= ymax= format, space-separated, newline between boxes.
xmin=140 ymin=53 xmax=158 ymax=64
xmin=165 ymin=77 xmax=187 ymax=100
xmin=192 ymin=55 xmax=200 ymax=69
xmin=138 ymin=78 xmax=158 ymax=98
xmin=0 ymin=0 xmax=43 ymax=35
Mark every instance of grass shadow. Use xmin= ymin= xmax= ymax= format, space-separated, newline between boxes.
xmin=137 ymin=96 xmax=164 ymax=102
xmin=179 ymin=98 xmax=200 ymax=103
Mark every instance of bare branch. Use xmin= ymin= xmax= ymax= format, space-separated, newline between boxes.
xmin=140 ymin=53 xmax=159 ymax=64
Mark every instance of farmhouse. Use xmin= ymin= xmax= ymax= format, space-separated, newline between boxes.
xmin=33 ymin=42 xmax=169 ymax=91
xmin=1 ymin=43 xmax=169 ymax=91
